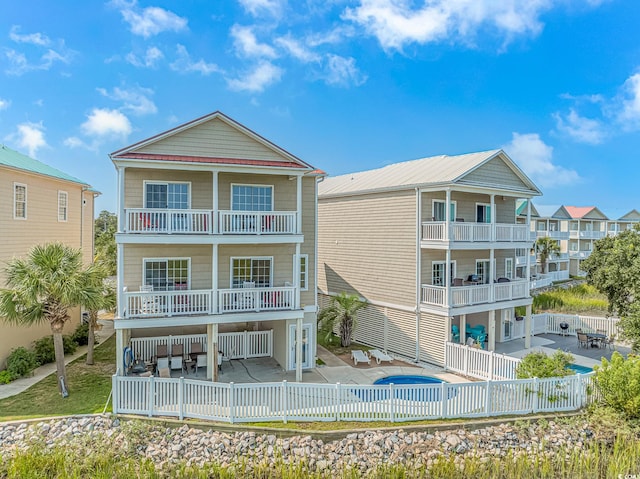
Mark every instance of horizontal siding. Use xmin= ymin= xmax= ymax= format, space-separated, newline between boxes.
xmin=300 ymin=177 xmax=316 ymax=307
xmin=418 ymin=313 xmax=446 ymax=366
xmin=386 ymin=308 xmax=417 ymax=359
xmin=422 ymin=250 xmax=518 ymax=283
xmin=218 ymin=173 xmax=296 ymax=211
xmin=459 ymin=157 xmax=528 ymax=190
xmin=124 ymin=169 xmax=213 ymax=209
xmin=318 ymin=189 xmax=417 ymax=307
xmin=421 ymin=192 xmax=517 ymax=223
xmin=351 ymin=304 xmax=387 ymax=351
xmin=218 ymin=244 xmax=296 ymax=289
xmin=134 ymin=117 xmax=295 ymax=163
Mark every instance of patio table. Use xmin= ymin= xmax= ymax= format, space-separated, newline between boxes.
xmin=586 ymin=332 xmax=606 ymax=348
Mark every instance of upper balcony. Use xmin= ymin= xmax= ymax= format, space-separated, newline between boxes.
xmin=569 ymin=230 xmax=606 ymax=240
xmin=569 ymin=250 xmax=592 ymax=259
xmin=536 ymin=230 xmax=570 ymax=240
xmin=125 ymin=208 xmax=297 ymax=235
xmin=421 ymin=280 xmax=529 ymax=310
xmin=421 ymin=221 xmax=531 ymax=249
xmin=121 ymin=285 xmax=297 ymax=320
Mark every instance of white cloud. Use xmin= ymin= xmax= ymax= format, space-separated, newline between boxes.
xmin=275 ymin=35 xmax=320 ymax=62
xmin=112 ymin=0 xmax=187 ymax=38
xmin=9 ymin=25 xmax=50 ymax=46
xmin=126 ymin=46 xmax=164 ymax=68
xmin=322 ymin=54 xmax=367 ymax=87
xmin=97 ymin=86 xmax=157 ymax=116
xmin=342 ymin=0 xmax=554 ymax=51
xmin=63 ymin=136 xmax=90 ymax=150
xmin=81 ymin=108 xmax=132 ymax=138
xmin=6 ymin=122 xmax=48 ymax=158
xmin=170 ymin=44 xmax=221 ymax=75
xmin=502 ymin=132 xmax=580 ymax=188
xmin=615 ymin=72 xmax=640 ymax=130
xmin=0 ymin=98 xmax=10 ymax=110
xmin=227 ymin=61 xmax=283 ymax=92
xmin=553 ymin=109 xmax=606 ymax=145
xmin=238 ymin=0 xmax=285 ymax=18
xmin=231 ymin=25 xmax=277 ymax=59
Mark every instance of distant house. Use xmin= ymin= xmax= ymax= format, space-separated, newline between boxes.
xmin=318 ymin=149 xmax=542 ymax=366
xmin=0 ymin=145 xmax=96 ymax=366
xmin=111 ymin=111 xmax=322 ymax=381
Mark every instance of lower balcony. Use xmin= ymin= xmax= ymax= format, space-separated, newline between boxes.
xmin=123 ymin=286 xmax=296 ymax=319
xmin=421 ymin=280 xmax=529 ymax=308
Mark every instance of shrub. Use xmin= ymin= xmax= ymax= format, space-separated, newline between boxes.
xmin=33 ymin=335 xmax=78 ymax=364
xmin=516 ymin=350 xmax=574 ymax=379
xmin=0 ymin=369 xmax=16 ymax=384
xmin=71 ymin=322 xmax=89 ymax=346
xmin=6 ymin=347 xmax=39 ymax=378
xmin=594 ymin=352 xmax=640 ymax=420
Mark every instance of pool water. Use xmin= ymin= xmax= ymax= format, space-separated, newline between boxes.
xmin=357 ymin=375 xmax=455 ymax=402
xmin=374 ymin=375 xmax=445 ymax=385
xmin=568 ymin=363 xmax=593 ymax=374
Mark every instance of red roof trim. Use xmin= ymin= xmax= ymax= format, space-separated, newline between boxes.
xmin=112 ymin=152 xmax=307 ymax=169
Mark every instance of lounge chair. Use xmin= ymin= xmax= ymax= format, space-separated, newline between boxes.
xmin=368 ymin=349 xmax=393 ymax=364
xmin=351 ymin=349 xmax=370 ymax=366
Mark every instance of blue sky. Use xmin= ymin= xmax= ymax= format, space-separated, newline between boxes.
xmin=1 ymin=0 xmax=639 ymax=217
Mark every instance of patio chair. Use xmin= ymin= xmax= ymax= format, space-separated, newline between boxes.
xmin=190 ymin=341 xmax=203 ymax=359
xmin=158 ymin=368 xmax=170 ymax=378
xmin=368 ymin=349 xmax=393 ymax=364
xmin=156 ymin=357 xmax=169 ymax=374
xmin=577 ymin=332 xmax=591 ymax=349
xmin=195 ymin=354 xmax=208 ymax=375
xmin=451 ymin=325 xmax=460 ymax=342
xmin=452 ymin=278 xmax=464 ymax=286
xmin=351 ymin=350 xmax=370 ymax=366
xmin=171 ymin=343 xmax=184 ymax=358
xmin=170 ymin=355 xmax=184 ymax=373
xmin=602 ymin=334 xmax=615 ymax=350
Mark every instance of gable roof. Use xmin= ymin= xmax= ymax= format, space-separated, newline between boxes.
xmin=564 ymin=206 xmax=608 ymax=220
xmin=319 ymin=149 xmax=541 ymax=198
xmin=516 ymin=199 xmax=539 ymax=217
xmin=0 ymin=144 xmax=90 ymax=186
xmin=618 ymin=209 xmax=640 ymax=221
xmin=110 ymin=111 xmax=316 ymax=171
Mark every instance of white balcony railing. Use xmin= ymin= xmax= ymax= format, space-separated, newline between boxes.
xmin=218 ymin=211 xmax=296 ymax=235
xmin=569 ymin=230 xmax=606 ymax=240
xmin=535 ymin=230 xmax=570 ymax=240
xmin=126 ymin=209 xmax=212 ymax=234
xmin=421 ymin=222 xmax=530 ymax=243
xmin=569 ymin=250 xmax=591 ymax=259
xmin=421 ymin=280 xmax=529 ymax=308
xmin=124 ymin=209 xmax=297 ymax=235
xmin=123 ymin=286 xmax=297 ymax=319
xmin=217 ymin=287 xmax=296 ymax=313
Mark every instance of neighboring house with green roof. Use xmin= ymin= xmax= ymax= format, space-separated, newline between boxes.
xmin=0 ymin=144 xmax=98 ymax=367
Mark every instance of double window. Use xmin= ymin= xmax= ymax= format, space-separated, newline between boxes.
xmin=231 ymin=257 xmax=272 ymax=288
xmin=432 ymin=200 xmax=456 ymax=221
xmin=58 ymin=191 xmax=68 ymax=222
xmin=232 ymin=184 xmax=273 ymax=211
xmin=14 ymin=183 xmax=26 ymax=219
xmin=475 ymin=259 xmax=491 ymax=284
xmin=504 ymin=258 xmax=514 ymax=280
xmin=144 ymin=182 xmax=189 ymax=209
xmin=432 ymin=261 xmax=456 ymax=286
xmin=143 ymin=258 xmax=189 ymax=291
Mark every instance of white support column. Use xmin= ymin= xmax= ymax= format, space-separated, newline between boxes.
xmin=445 ymin=189 xmax=451 ymax=241
xmin=206 ymin=324 xmax=214 ymax=380
xmin=445 ymin=248 xmax=451 ymax=307
xmin=490 ymin=194 xmax=495 ymax=241
xmin=525 ymin=304 xmax=532 ymax=349
xmin=296 ymin=317 xmax=303 ymax=382
xmin=488 ymin=310 xmax=496 ymax=351
xmin=460 ymin=314 xmax=467 ymax=345
xmin=294 ymin=243 xmax=301 ymax=309
xmin=489 ymin=248 xmax=495 ymax=302
xmin=212 ymin=171 xmax=219 ymax=234
xmin=296 ymin=175 xmax=302 ymax=234
xmin=116 ymin=243 xmax=124 ymax=319
xmin=116 ymin=329 xmax=124 ymax=375
xmin=212 ymin=244 xmax=218 ymax=314
xmin=117 ymin=166 xmax=125 ymax=232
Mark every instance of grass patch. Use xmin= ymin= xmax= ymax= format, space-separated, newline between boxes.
xmin=533 ymin=284 xmax=609 ymax=315
xmin=0 ymin=335 xmax=116 ymax=421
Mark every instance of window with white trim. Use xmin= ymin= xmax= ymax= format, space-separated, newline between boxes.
xmin=299 ymin=254 xmax=308 ymax=291
xmin=475 ymin=259 xmax=491 ymax=284
xmin=505 ymin=258 xmax=514 ymax=280
xmin=432 ymin=200 xmax=456 ymax=221
xmin=14 ymin=183 xmax=26 ymax=219
xmin=143 ymin=258 xmax=189 ymax=291
xmin=432 ymin=261 xmax=456 ymax=286
xmin=232 ymin=184 xmax=273 ymax=211
xmin=231 ymin=257 xmax=272 ymax=288
xmin=144 ymin=182 xmax=189 ymax=209
xmin=58 ymin=191 xmax=68 ymax=222
xmin=476 ymin=203 xmax=491 ymax=223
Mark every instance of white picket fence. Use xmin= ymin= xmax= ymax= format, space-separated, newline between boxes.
xmin=445 ymin=342 xmax=520 ymax=380
xmin=537 ymin=313 xmax=620 ymax=337
xmin=111 ymin=373 xmax=595 ymax=423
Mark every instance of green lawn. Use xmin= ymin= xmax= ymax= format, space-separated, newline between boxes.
xmin=0 ymin=335 xmax=116 ymax=420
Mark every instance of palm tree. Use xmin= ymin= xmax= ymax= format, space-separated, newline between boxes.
xmin=318 ymin=292 xmax=365 ymax=347
xmin=535 ymin=237 xmax=561 ymax=274
xmin=0 ymin=243 xmax=103 ymax=394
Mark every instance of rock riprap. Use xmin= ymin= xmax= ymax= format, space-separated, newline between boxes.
xmin=0 ymin=415 xmax=596 ymax=472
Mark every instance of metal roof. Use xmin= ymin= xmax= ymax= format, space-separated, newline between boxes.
xmin=0 ymin=144 xmax=90 ymax=186
xmin=319 ymin=149 xmax=541 ymax=197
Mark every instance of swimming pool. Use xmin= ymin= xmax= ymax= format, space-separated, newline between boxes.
xmin=374 ymin=375 xmax=445 ymax=385
xmin=359 ymin=375 xmax=455 ymax=402
xmin=568 ymin=363 xmax=593 ymax=374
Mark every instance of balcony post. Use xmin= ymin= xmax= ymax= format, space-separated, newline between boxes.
xmin=460 ymin=314 xmax=467 ymax=346
xmin=294 ymin=243 xmax=301 ymax=309
xmin=212 ymin=171 xmax=218 ymax=234
xmin=116 ymin=243 xmax=124 ymax=318
xmin=296 ymin=175 xmax=302 ymax=235
xmin=445 ymin=249 xmax=451 ymax=307
xmin=489 ymin=248 xmax=494 ymax=302
xmin=117 ymin=166 xmax=125 ymax=233
xmin=212 ymin=244 xmax=218 ymax=314
xmin=488 ymin=310 xmax=496 ymax=351
xmin=445 ymin=189 xmax=451 ymax=241
xmin=490 ymin=194 xmax=495 ymax=241
xmin=524 ymin=304 xmax=532 ymax=349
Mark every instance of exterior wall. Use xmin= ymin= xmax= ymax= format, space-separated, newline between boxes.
xmin=300 ymin=177 xmax=316 ymax=308
xmin=418 ymin=312 xmax=447 ymax=366
xmin=421 ymin=192 xmax=517 ymax=223
xmin=318 ymin=189 xmax=417 ymax=307
xmin=218 ymin=244 xmax=297 ymax=288
xmin=133 ymin=117 xmax=295 ymax=164
xmin=459 ymin=157 xmax=528 ymax=190
xmin=124 ymin=169 xmax=213 ymax=209
xmin=0 ymin=167 xmax=91 ymax=366
xmin=422 ymin=250 xmax=517 ymax=283
xmin=218 ymin=173 xmax=297 ymax=211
